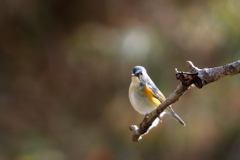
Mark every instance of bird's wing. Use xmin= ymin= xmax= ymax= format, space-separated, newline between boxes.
xmin=147 ymin=83 xmax=166 ymax=103
xmin=147 ymin=83 xmax=186 ymax=126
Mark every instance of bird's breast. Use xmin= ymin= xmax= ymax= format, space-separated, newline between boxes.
xmin=129 ymin=82 xmax=160 ymax=114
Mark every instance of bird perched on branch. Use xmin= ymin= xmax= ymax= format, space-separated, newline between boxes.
xmin=129 ymin=66 xmax=185 ymax=126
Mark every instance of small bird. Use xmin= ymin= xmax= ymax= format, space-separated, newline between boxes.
xmin=129 ymin=66 xmax=185 ymax=126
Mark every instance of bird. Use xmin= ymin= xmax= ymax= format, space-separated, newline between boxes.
xmin=129 ymin=66 xmax=185 ymax=126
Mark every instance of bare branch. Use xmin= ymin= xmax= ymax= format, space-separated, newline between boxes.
xmin=130 ymin=60 xmax=240 ymax=142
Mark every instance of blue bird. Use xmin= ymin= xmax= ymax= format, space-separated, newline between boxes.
xmin=129 ymin=66 xmax=185 ymax=126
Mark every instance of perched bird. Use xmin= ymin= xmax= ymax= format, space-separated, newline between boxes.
xmin=129 ymin=66 xmax=185 ymax=126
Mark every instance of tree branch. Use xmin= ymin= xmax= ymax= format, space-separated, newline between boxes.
xmin=129 ymin=60 xmax=240 ymax=142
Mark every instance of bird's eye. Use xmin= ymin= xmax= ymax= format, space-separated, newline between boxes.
xmin=136 ymin=72 xmax=142 ymax=77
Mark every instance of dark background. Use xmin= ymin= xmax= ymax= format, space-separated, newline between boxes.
xmin=1 ymin=0 xmax=240 ymax=159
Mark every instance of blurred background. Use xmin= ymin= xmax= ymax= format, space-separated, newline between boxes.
xmin=0 ymin=0 xmax=240 ymax=159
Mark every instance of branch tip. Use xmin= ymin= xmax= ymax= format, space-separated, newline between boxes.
xmin=187 ymin=61 xmax=195 ymax=69
xmin=175 ymin=68 xmax=178 ymax=73
xmin=187 ymin=61 xmax=200 ymax=73
xmin=129 ymin=125 xmax=138 ymax=132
